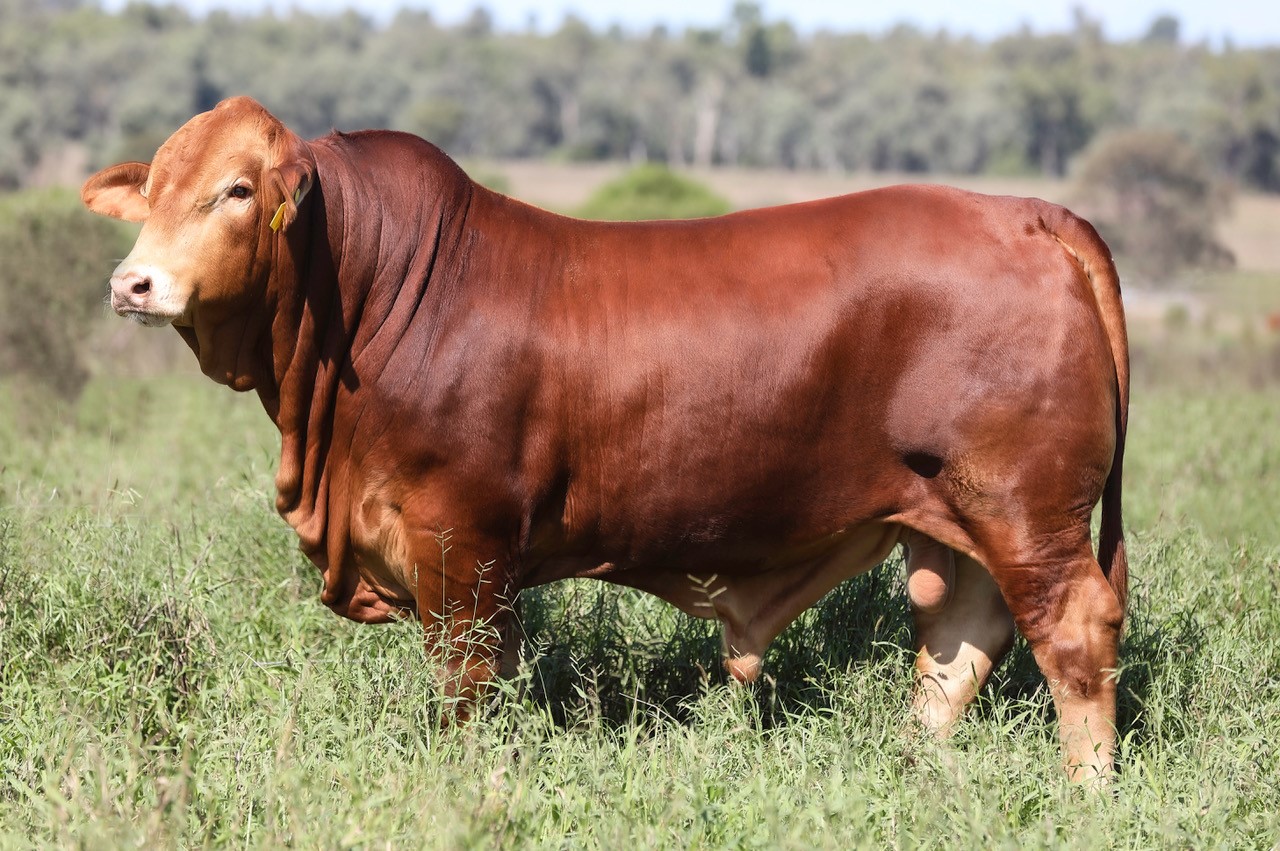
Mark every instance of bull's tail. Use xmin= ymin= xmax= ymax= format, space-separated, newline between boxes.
xmin=1041 ymin=204 xmax=1130 ymax=619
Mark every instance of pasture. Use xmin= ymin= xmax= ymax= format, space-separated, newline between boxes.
xmin=2 ymin=166 xmax=1279 ymax=847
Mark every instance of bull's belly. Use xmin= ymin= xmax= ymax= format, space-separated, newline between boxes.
xmin=523 ymin=520 xmax=906 ymax=620
xmin=346 ymin=466 xmax=907 ymax=623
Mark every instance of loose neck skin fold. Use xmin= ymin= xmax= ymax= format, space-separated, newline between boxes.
xmin=222 ymin=131 xmax=475 ymax=561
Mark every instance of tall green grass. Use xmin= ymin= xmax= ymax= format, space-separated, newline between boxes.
xmin=2 ymin=376 xmax=1278 ymax=847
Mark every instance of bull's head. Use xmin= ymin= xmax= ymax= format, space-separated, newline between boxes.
xmin=82 ymin=96 xmax=312 ymax=333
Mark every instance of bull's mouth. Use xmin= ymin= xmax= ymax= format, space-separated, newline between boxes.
xmin=110 ymin=291 xmax=183 ymax=327
xmin=117 ymin=307 xmax=179 ymax=328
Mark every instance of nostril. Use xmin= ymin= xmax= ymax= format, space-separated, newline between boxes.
xmin=131 ymin=278 xmax=151 ymax=296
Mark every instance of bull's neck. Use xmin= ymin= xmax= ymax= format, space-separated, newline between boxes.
xmin=262 ymin=133 xmax=475 ymax=553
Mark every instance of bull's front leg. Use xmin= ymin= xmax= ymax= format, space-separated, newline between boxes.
xmin=410 ymin=528 xmax=517 ymax=721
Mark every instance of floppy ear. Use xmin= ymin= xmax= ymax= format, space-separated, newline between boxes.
xmin=82 ymin=162 xmax=151 ymax=222
xmin=267 ymin=159 xmax=314 ymax=233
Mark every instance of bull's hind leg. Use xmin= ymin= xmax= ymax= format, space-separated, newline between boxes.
xmin=981 ymin=533 xmax=1124 ymax=783
xmin=909 ymin=539 xmax=1015 ymax=732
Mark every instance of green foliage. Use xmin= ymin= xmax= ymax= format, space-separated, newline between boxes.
xmin=3 ymin=4 xmax=1280 ymax=190
xmin=1 ymin=376 xmax=1279 ymax=845
xmin=1202 ymin=52 xmax=1280 ymax=191
xmin=400 ymin=97 xmax=467 ymax=152
xmin=576 ymin=165 xmax=732 ymax=221
xmin=0 ymin=189 xmax=135 ymax=403
xmin=1127 ymin=387 xmax=1280 ymax=540
xmin=999 ymin=33 xmax=1113 ymax=177
xmin=1075 ymin=129 xmax=1234 ymax=281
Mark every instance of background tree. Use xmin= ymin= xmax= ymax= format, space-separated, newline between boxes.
xmin=1 ymin=3 xmax=1279 ymax=192
xmin=1074 ymin=129 xmax=1235 ymax=281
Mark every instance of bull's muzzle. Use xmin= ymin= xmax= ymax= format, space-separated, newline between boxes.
xmin=108 ymin=264 xmax=182 ymax=326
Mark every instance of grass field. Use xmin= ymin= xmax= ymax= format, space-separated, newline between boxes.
xmin=2 ymin=165 xmax=1280 ymax=846
xmin=2 ymin=373 xmax=1279 ymax=847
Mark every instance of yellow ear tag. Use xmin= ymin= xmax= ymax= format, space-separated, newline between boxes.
xmin=269 ymin=188 xmax=305 ymax=233
xmin=269 ymin=202 xmax=287 ymax=232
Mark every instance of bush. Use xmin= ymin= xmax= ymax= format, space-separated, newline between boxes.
xmin=0 ymin=189 xmax=135 ymax=402
xmin=1073 ymin=129 xmax=1234 ymax=283
xmin=575 ymin=164 xmax=732 ymax=221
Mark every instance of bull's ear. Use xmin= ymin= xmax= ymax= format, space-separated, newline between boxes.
xmin=82 ymin=162 xmax=151 ymax=222
xmin=267 ymin=159 xmax=314 ymax=233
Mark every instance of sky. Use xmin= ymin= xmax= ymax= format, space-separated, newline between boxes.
xmin=98 ymin=0 xmax=1280 ymax=47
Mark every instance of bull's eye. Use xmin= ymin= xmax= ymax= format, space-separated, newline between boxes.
xmin=229 ymin=185 xmax=252 ymax=200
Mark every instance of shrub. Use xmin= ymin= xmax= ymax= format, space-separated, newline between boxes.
xmin=1073 ymin=129 xmax=1234 ymax=283
xmin=0 ymin=189 xmax=135 ymax=402
xmin=575 ymin=164 xmax=732 ymax=221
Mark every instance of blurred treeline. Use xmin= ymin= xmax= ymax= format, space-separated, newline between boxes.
xmin=3 ymin=0 xmax=1279 ymax=192
xmin=2 ymin=0 xmax=1277 ymax=410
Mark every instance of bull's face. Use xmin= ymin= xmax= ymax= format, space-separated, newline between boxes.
xmin=82 ymin=96 xmax=311 ymax=330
